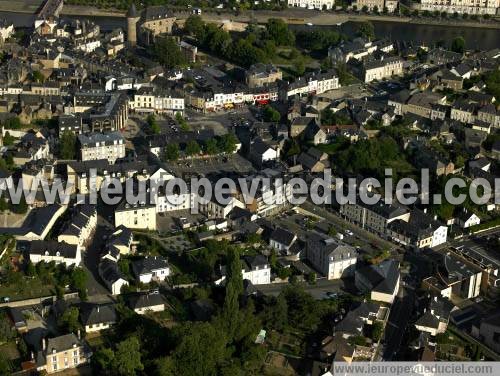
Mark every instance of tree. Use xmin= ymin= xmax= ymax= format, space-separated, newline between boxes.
xmin=306 ymin=272 xmax=317 ymax=284
xmin=204 ymin=139 xmax=219 ymax=155
xmin=222 ymin=247 xmax=243 ymax=338
xmin=0 ymin=311 xmax=16 ymax=343
xmin=175 ymin=112 xmax=190 ymax=131
xmin=155 ymin=37 xmax=186 ymax=69
xmin=113 ymin=336 xmax=144 ymax=376
xmin=266 ymin=18 xmax=295 ymax=46
xmin=217 ymin=133 xmax=238 ymax=154
xmin=58 ymin=306 xmax=80 ymax=333
xmin=263 ymin=106 xmax=280 ymax=122
xmin=4 ymin=116 xmax=21 ymax=129
xmin=294 ymin=58 xmax=306 ymax=76
xmin=0 ymin=198 xmax=8 ymax=212
xmin=164 ymin=143 xmax=180 ymax=161
xmin=167 ymin=322 xmax=228 ymax=376
xmin=93 ymin=347 xmax=115 ymax=373
xmin=70 ymin=267 xmax=87 ymax=300
xmin=451 ymin=36 xmax=465 ymax=54
xmin=185 ymin=140 xmax=201 ymax=157
xmin=0 ymin=353 xmax=11 ymax=375
xmin=25 ymin=261 xmax=36 ymax=277
xmin=356 ymin=21 xmax=375 ymax=40
xmin=147 ymin=114 xmax=160 ymax=134
xmin=184 ymin=15 xmax=205 ymax=39
xmin=59 ymin=131 xmax=76 ymax=159
xmin=10 ymin=195 xmax=28 ymax=214
xmin=32 ymin=70 xmax=45 ymax=83
xmin=371 ymin=321 xmax=384 ymax=342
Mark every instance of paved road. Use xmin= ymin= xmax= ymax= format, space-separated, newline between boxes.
xmin=382 ymin=287 xmax=415 ymax=360
xmin=82 ymin=222 xmax=113 ymax=297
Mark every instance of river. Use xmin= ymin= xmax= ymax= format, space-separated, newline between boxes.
xmin=1 ymin=10 xmax=499 ymax=50
xmin=292 ymin=21 xmax=500 ymax=50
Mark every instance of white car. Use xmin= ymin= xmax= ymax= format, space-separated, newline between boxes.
xmin=344 ymin=229 xmax=354 ymax=236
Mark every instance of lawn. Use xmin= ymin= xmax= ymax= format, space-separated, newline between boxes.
xmin=0 ymin=275 xmax=54 ymax=301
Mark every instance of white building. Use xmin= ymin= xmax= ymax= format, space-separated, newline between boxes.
xmin=306 ymin=236 xmax=357 ymax=280
xmin=199 ymin=196 xmax=245 ymax=219
xmin=78 ymin=132 xmax=126 ymax=164
xmin=287 ymin=0 xmax=335 ymax=10
xmin=0 ymin=20 xmax=15 ymax=41
xmin=284 ymin=70 xmax=340 ymax=98
xmin=129 ymin=87 xmax=185 ymax=115
xmin=270 ymin=227 xmax=298 ymax=253
xmin=114 ymin=202 xmax=157 ymax=231
xmin=457 ymin=211 xmax=481 ymax=229
xmin=99 ymin=259 xmax=129 ymax=295
xmin=57 ymin=204 xmax=97 ymax=248
xmin=216 ymin=255 xmax=271 ymax=285
xmin=132 ymin=256 xmax=170 ymax=283
xmin=419 ymin=0 xmax=499 ymax=15
xmin=27 ymin=240 xmax=82 ymax=267
xmin=363 ymin=56 xmax=404 ymax=83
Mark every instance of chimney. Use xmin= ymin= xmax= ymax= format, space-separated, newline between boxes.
xmin=423 ymin=208 xmax=427 ymax=214
xmin=77 ymin=329 xmax=81 ymax=339
xmin=42 ymin=338 xmax=46 ymax=351
xmin=97 ymin=306 xmax=100 ymax=313
xmin=434 ymin=215 xmax=438 ymax=221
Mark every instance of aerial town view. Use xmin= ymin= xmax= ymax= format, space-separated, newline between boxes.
xmin=0 ymin=0 xmax=499 ymax=374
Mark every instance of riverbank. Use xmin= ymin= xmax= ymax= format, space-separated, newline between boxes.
xmin=59 ymin=4 xmax=500 ymax=30
xmin=0 ymin=0 xmax=42 ymax=14
xmin=61 ymin=4 xmax=125 ymax=17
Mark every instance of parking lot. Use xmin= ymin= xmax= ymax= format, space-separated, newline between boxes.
xmin=156 ymin=209 xmax=206 ymax=235
xmin=164 ymin=153 xmax=255 ymax=177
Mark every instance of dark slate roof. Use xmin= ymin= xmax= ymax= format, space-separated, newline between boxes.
xmin=46 ymin=333 xmax=83 ymax=353
xmin=126 ymin=3 xmax=138 ymax=18
xmin=128 ymin=292 xmax=165 ymax=309
xmin=80 ymin=304 xmax=117 ymax=326
xmin=28 ymin=240 xmax=78 ymax=259
xmin=132 ymin=256 xmax=169 ymax=276
xmin=356 ymin=259 xmax=399 ymax=295
xmin=99 ymin=259 xmax=124 ymax=284
xmin=270 ymin=227 xmax=296 ymax=246
xmin=242 ymin=255 xmax=268 ymax=271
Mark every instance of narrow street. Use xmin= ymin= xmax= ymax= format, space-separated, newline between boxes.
xmin=382 ymin=287 xmax=415 ymax=360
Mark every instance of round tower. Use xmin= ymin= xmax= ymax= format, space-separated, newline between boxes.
xmin=126 ymin=4 xmax=140 ymax=47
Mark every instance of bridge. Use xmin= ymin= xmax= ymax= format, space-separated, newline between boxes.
xmin=36 ymin=0 xmax=64 ymax=19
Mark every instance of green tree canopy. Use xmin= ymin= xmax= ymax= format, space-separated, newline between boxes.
xmin=154 ymin=37 xmax=187 ymax=69
xmin=451 ymin=36 xmax=465 ymax=54
xmin=185 ymin=140 xmax=201 ymax=157
xmin=58 ymin=306 xmax=80 ymax=333
xmin=356 ymin=21 xmax=375 ymax=40
xmin=265 ymin=18 xmax=295 ymax=46
xmin=263 ymin=106 xmax=280 ymax=122
xmin=59 ymin=131 xmax=76 ymax=159
xmin=70 ymin=267 xmax=87 ymax=300
xmin=164 ymin=143 xmax=180 ymax=161
xmin=204 ymin=139 xmax=219 ymax=155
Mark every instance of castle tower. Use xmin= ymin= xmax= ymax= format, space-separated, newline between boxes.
xmin=126 ymin=4 xmax=140 ymax=47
